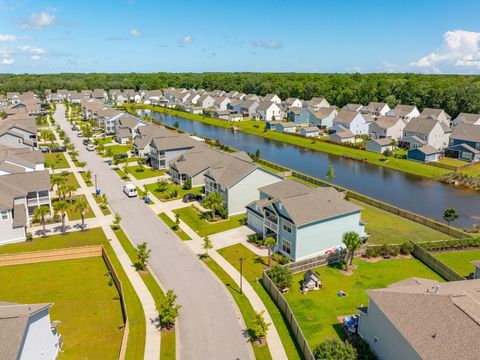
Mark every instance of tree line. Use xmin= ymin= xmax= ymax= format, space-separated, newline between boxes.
xmin=1 ymin=72 xmax=480 ymax=116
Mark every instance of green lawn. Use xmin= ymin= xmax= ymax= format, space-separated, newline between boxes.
xmin=202 ymin=256 xmax=272 ymax=359
xmin=284 ymin=258 xmax=444 ymax=346
xmin=218 ymin=244 xmax=304 ymax=359
xmin=0 ymin=258 xmax=124 ymax=359
xmin=433 ymin=249 xmax=480 ymax=277
xmin=158 ymin=212 xmax=191 ymax=240
xmin=94 ymin=136 xmax=113 ymax=145
xmin=126 ymin=165 xmax=167 ymax=180
xmin=135 ymin=187 xmax=155 ymax=205
xmin=52 ymin=195 xmax=95 ymax=221
xmin=114 ymin=168 xmax=130 ymax=180
xmin=80 ymin=171 xmax=94 ymax=186
xmin=0 ymin=227 xmax=146 ymax=359
xmin=51 ymin=172 xmax=80 ymax=189
xmin=107 ymin=144 xmax=131 ymax=155
xmin=113 ymin=227 xmax=176 ymax=360
xmin=460 ymin=164 xmax=480 ymax=176
xmin=173 ymin=206 xmax=245 ymax=237
xmin=437 ymin=157 xmax=466 ymax=167
xmin=255 ymin=161 xmax=284 ymax=174
xmin=92 ymin=193 xmax=112 ymax=215
xmin=145 ymin=182 xmax=202 ymax=202
xmin=45 ymin=152 xmax=70 ymax=169
xmin=350 ymin=199 xmax=453 ymax=244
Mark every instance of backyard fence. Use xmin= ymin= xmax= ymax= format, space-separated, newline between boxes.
xmin=411 ymin=241 xmax=465 ymax=281
xmin=263 ymin=270 xmax=315 ymax=360
xmin=430 ymin=161 xmax=477 ymax=171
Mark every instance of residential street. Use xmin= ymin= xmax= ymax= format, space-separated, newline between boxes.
xmin=54 ymin=105 xmax=253 ymax=360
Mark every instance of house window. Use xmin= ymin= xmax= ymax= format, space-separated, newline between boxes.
xmin=282 ymin=239 xmax=291 ymax=254
xmin=283 ymin=221 xmax=292 ymax=234
xmin=0 ymin=211 xmax=8 ymax=221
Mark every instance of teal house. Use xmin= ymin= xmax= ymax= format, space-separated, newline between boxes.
xmin=246 ymin=179 xmax=366 ymax=261
xmin=306 ymin=107 xmax=338 ymax=129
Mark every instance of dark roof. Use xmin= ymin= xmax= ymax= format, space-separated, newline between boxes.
xmin=450 ymin=124 xmax=480 ymax=143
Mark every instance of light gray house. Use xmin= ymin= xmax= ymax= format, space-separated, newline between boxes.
xmin=204 ymin=156 xmax=283 ymax=216
xmin=149 ymin=135 xmax=198 ymax=170
xmin=239 ymin=100 xmax=260 ymax=117
xmin=452 ymin=113 xmax=480 ymax=128
xmin=358 ymin=278 xmax=480 ymax=360
xmin=0 ymin=118 xmax=38 ymax=149
xmin=361 ymin=102 xmax=391 ymax=118
xmin=0 ymin=301 xmax=61 ymax=360
xmin=399 ymin=117 xmax=450 ymax=150
xmin=133 ymin=125 xmax=173 ymax=158
xmin=365 ymin=138 xmax=394 ymax=154
xmin=304 ymin=97 xmax=330 ymax=111
xmin=0 ymin=146 xmax=45 ymax=175
xmin=387 ymin=104 xmax=420 ymax=122
xmin=420 ymin=108 xmax=452 ymax=127
xmin=369 ymin=116 xmax=406 ymax=140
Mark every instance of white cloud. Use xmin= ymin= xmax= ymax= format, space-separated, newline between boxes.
xmin=0 ymin=34 xmax=16 ymax=42
xmin=1 ymin=57 xmax=14 ymax=65
xmin=129 ymin=29 xmax=143 ymax=37
xmin=410 ymin=30 xmax=480 ymax=72
xmin=251 ymin=40 xmax=282 ymax=49
xmin=18 ymin=45 xmax=46 ymax=54
xmin=20 ymin=11 xmax=55 ymax=30
xmin=178 ymin=36 xmax=193 ymax=47
xmin=31 ymin=55 xmax=41 ymax=60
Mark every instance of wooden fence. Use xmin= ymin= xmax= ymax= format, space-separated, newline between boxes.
xmin=411 ymin=241 xmax=465 ymax=281
xmin=430 ymin=160 xmax=477 ymax=171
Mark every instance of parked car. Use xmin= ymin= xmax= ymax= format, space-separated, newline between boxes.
xmin=82 ymin=138 xmax=89 ymax=145
xmin=117 ymin=153 xmax=128 ymax=160
xmin=123 ymin=184 xmax=137 ymax=197
xmin=77 ymin=131 xmax=83 ymax=137
xmin=40 ymin=146 xmax=50 ymax=153
xmin=51 ymin=146 xmax=66 ymax=153
xmin=182 ymin=193 xmax=203 ymax=203
xmin=86 ymin=144 xmax=95 ymax=151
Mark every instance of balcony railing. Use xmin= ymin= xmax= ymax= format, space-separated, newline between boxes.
xmin=27 ymin=196 xmax=50 ymax=206
xmin=264 ymin=218 xmax=278 ymax=231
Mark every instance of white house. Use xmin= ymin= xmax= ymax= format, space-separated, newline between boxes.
xmin=361 ymin=102 xmax=391 ymax=118
xmin=369 ymin=116 xmax=406 ymax=140
xmin=300 ymin=126 xmax=320 ymax=137
xmin=452 ymin=113 xmax=480 ymax=128
xmin=420 ymin=108 xmax=452 ymax=127
xmin=257 ymin=102 xmax=282 ymax=121
xmin=283 ymin=98 xmax=303 ymax=109
xmin=213 ymin=96 xmax=231 ymax=111
xmin=304 ymin=97 xmax=330 ymax=111
xmin=0 ymin=146 xmax=44 ymax=175
xmin=333 ymin=110 xmax=370 ymax=135
xmin=197 ymin=95 xmax=215 ymax=109
xmin=387 ymin=104 xmax=420 ymax=122
xmin=262 ymin=94 xmax=281 ymax=104
xmin=0 ymin=302 xmax=61 ymax=360
xmin=399 ymin=117 xmax=450 ymax=150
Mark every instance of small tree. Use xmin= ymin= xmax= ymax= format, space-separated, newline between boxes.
xmin=249 ymin=311 xmax=270 ymax=343
xmin=342 ymin=231 xmax=362 ymax=272
xmin=135 ymin=242 xmax=151 ymax=271
xmin=269 ymin=264 xmax=292 ymax=290
xmin=182 ymin=179 xmax=192 ymax=190
xmin=326 ymin=164 xmax=335 ymax=181
xmin=173 ymin=121 xmax=180 ymax=128
xmin=112 ymin=213 xmax=122 ymax=230
xmin=105 ymin=147 xmax=113 ymax=159
xmin=53 ymin=200 xmax=69 ymax=234
xmin=65 ymin=184 xmax=76 ymax=203
xmin=74 ymin=198 xmax=89 ymax=230
xmin=313 ymin=338 xmax=356 ymax=360
xmin=443 ymin=207 xmax=459 ymax=225
xmin=158 ymin=290 xmax=181 ymax=330
xmin=264 ymin=236 xmax=277 ymax=267
xmin=34 ymin=206 xmax=50 ymax=237
xmin=156 ymin=179 xmax=169 ymax=193
xmin=203 ymin=192 xmax=224 ymax=218
xmin=202 ymin=236 xmax=213 ymax=257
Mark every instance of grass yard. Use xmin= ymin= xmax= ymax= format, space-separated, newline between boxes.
xmin=433 ymin=249 xmax=480 ymax=277
xmin=284 ymin=258 xmax=444 ymax=346
xmin=51 ymin=172 xmax=80 ymax=189
xmin=113 ymin=227 xmax=176 ymax=360
xmin=158 ymin=212 xmax=191 ymax=240
xmin=52 ymin=195 xmax=95 ymax=221
xmin=92 ymin=193 xmax=112 ymax=215
xmin=0 ymin=258 xmax=124 ymax=359
xmin=173 ymin=206 xmax=245 ymax=237
xmin=350 ymin=199 xmax=453 ymax=244
xmin=126 ymin=165 xmax=167 ymax=180
xmin=94 ymin=136 xmax=113 ymax=145
xmin=218 ymin=244 xmax=304 ymax=359
xmin=460 ymin=164 xmax=480 ymax=176
xmin=80 ymin=171 xmax=94 ymax=186
xmin=202 ymin=256 xmax=272 ymax=359
xmin=114 ymin=168 xmax=130 ymax=180
xmin=145 ymin=182 xmax=202 ymax=202
xmin=107 ymin=144 xmax=131 ymax=156
xmin=45 ymin=152 xmax=70 ymax=169
xmin=255 ymin=161 xmax=284 ymax=174
xmin=0 ymin=227 xmax=146 ymax=359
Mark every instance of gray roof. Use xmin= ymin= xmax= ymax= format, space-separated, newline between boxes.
xmin=0 ymin=170 xmax=51 ymax=210
xmin=0 ymin=146 xmax=44 ymax=172
xmin=205 ymin=153 xmax=262 ymax=188
xmin=454 ymin=113 xmax=480 ymax=125
xmin=343 ymin=104 xmax=363 ymax=112
xmin=421 ymin=108 xmax=451 ymax=120
xmin=450 ymin=123 xmax=480 ymax=143
xmin=400 ymin=135 xmax=427 ymax=146
xmin=259 ymin=178 xmax=312 ymax=199
xmin=117 ymin=127 xmax=131 ymax=138
xmin=134 ymin=125 xmax=173 ymax=149
xmin=117 ymin=114 xmax=143 ymax=129
xmin=0 ymin=118 xmax=37 ymax=136
xmin=334 ymin=110 xmax=362 ymax=124
xmin=404 ymin=117 xmax=440 ymax=134
xmin=363 ymin=102 xmax=388 ymax=113
xmin=373 ymin=115 xmax=403 ymax=129
xmin=302 ymin=126 xmax=320 ymax=132
xmin=370 ymin=137 xmax=393 ymax=146
xmin=262 ymin=94 xmax=279 ymax=102
xmin=257 ymin=101 xmax=278 ymax=111
xmin=414 ymin=145 xmax=441 ymax=155
xmin=332 ymin=130 xmax=355 ymax=139
xmin=367 ymin=278 xmax=480 ymax=360
xmin=392 ymin=104 xmax=418 ymax=117
xmin=310 ymin=106 xmax=336 ymax=119
xmin=151 ymin=134 xmax=197 ymax=152
xmin=0 ymin=301 xmax=52 ymax=360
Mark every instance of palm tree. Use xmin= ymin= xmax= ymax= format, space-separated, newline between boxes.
xmin=65 ymin=184 xmax=76 ymax=203
xmin=57 ymin=184 xmax=68 ymax=201
xmin=51 ymin=174 xmax=65 ymax=190
xmin=74 ymin=198 xmax=89 ymax=230
xmin=342 ymin=231 xmax=362 ymax=272
xmin=34 ymin=206 xmax=50 ymax=237
xmin=203 ymin=192 xmax=224 ymax=217
xmin=264 ymin=236 xmax=277 ymax=267
xmin=54 ymin=200 xmax=69 ymax=234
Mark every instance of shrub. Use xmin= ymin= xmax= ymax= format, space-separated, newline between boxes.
xmin=26 ymin=232 xmax=33 ymax=241
xmin=313 ymin=338 xmax=356 ymax=360
xmin=218 ymin=207 xmax=228 ymax=219
xmin=247 ymin=233 xmax=264 ymax=246
xmin=272 ymin=252 xmax=290 ymax=265
xmin=383 ymin=149 xmax=393 ymax=157
xmin=182 ymin=179 xmax=192 ymax=190
xmin=169 ymin=189 xmax=178 ymax=198
xmin=268 ymin=265 xmax=292 ymax=290
xmin=400 ymin=241 xmax=414 ymax=255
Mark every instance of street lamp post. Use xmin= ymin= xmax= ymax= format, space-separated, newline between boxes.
xmin=239 ymin=257 xmax=244 ymax=294
xmin=94 ymin=174 xmax=98 ymax=194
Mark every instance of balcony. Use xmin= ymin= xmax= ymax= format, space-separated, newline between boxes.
xmin=264 ymin=218 xmax=278 ymax=232
xmin=27 ymin=196 xmax=50 ymax=207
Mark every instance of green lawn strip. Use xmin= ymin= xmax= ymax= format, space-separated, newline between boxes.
xmin=80 ymin=171 xmax=94 ymax=186
xmin=52 ymin=194 xmax=95 ymax=221
xmin=218 ymin=244 xmax=304 ymax=360
xmin=0 ymin=227 xmax=146 ymax=359
xmin=255 ymin=161 xmax=284 ymax=174
xmin=460 ymin=164 xmax=480 ymax=176
xmin=135 ymin=187 xmax=155 ymax=205
xmin=127 ymin=165 xmax=167 ymax=180
xmin=45 ymin=152 xmax=70 ymax=169
xmin=144 ymin=182 xmax=202 ymax=202
xmin=115 ymin=168 xmax=130 ymax=180
xmin=128 ymin=104 xmax=450 ymax=180
xmin=283 ymin=258 xmax=444 ymax=346
xmin=173 ymin=206 xmax=245 ymax=237
xmin=108 ymin=144 xmax=131 ymax=155
xmin=0 ymin=258 xmax=124 ymax=359
xmin=202 ymin=256 xmax=272 ymax=359
xmin=113 ymin=227 xmax=176 ymax=359
xmin=94 ymin=136 xmax=113 ymax=145
xmin=158 ymin=212 xmax=191 ymax=240
xmin=92 ymin=193 xmax=112 ymax=215
xmin=51 ymin=172 xmax=80 ymax=189
xmin=433 ymin=249 xmax=480 ymax=277
xmin=349 ymin=199 xmax=453 ymax=245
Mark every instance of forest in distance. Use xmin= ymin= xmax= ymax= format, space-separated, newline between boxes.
xmin=1 ymin=72 xmax=480 ymax=117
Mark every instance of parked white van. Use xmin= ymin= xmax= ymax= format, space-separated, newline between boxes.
xmin=123 ymin=184 xmax=137 ymax=197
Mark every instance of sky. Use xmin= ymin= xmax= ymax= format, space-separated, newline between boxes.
xmin=1 ymin=0 xmax=480 ymax=74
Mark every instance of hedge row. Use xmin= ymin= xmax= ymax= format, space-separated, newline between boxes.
xmin=419 ymin=237 xmax=480 ymax=252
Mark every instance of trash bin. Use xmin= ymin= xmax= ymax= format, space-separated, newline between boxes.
xmin=96 ymin=189 xmax=101 ymax=196
xmin=107 ymin=160 xmax=112 ymax=166
xmin=145 ymin=197 xmax=150 ymax=204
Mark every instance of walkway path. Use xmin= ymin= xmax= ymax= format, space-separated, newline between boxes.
xmin=55 ymin=105 xmax=254 ymax=360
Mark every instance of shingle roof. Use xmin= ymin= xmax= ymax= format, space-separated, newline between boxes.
xmin=371 ymin=137 xmax=393 ymax=146
xmin=151 ymin=134 xmax=198 ymax=152
xmin=0 ymin=170 xmax=51 ymax=210
xmin=404 ymin=117 xmax=440 ymax=134
xmin=450 ymin=123 xmax=480 ymax=143
xmin=455 ymin=113 xmax=480 ymax=125
xmin=310 ymin=106 xmax=336 ymax=119
xmin=421 ymin=108 xmax=451 ymax=120
xmin=343 ymin=104 xmax=363 ymax=112
xmin=414 ymin=145 xmax=441 ymax=155
xmin=373 ymin=115 xmax=403 ymax=129
xmin=392 ymin=104 xmax=418 ymax=117
xmin=205 ymin=153 xmax=261 ymax=188
xmin=0 ymin=146 xmax=44 ymax=172
xmin=259 ymin=178 xmax=312 ymax=199
xmin=367 ymin=278 xmax=480 ymax=360
xmin=334 ymin=110 xmax=362 ymax=124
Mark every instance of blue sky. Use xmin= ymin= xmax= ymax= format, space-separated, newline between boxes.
xmin=1 ymin=0 xmax=480 ymax=74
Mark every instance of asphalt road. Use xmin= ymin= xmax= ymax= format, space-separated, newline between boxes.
xmin=55 ymin=105 xmax=253 ymax=360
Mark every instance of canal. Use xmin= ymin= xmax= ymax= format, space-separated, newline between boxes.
xmin=138 ymin=109 xmax=480 ymax=229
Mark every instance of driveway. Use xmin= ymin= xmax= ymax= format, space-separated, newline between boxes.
xmin=210 ymin=226 xmax=268 ymax=256
xmin=55 ymin=105 xmax=253 ymax=360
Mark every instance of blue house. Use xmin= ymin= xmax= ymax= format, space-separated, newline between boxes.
xmin=445 ymin=124 xmax=480 ymax=162
xmin=246 ymin=179 xmax=366 ymax=261
xmin=287 ymin=107 xmax=310 ymax=126
xmin=306 ymin=107 xmax=338 ymax=129
xmin=407 ymin=146 xmax=442 ymax=163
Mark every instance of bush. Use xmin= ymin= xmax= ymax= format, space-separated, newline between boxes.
xmin=218 ymin=207 xmax=228 ymax=219
xmin=247 ymin=233 xmax=264 ymax=246
xmin=400 ymin=241 xmax=414 ymax=255
xmin=26 ymin=232 xmax=33 ymax=241
xmin=272 ymin=252 xmax=290 ymax=265
xmin=383 ymin=149 xmax=393 ymax=157
xmin=268 ymin=265 xmax=292 ymax=290
xmin=182 ymin=179 xmax=192 ymax=190
xmin=313 ymin=338 xmax=356 ymax=360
